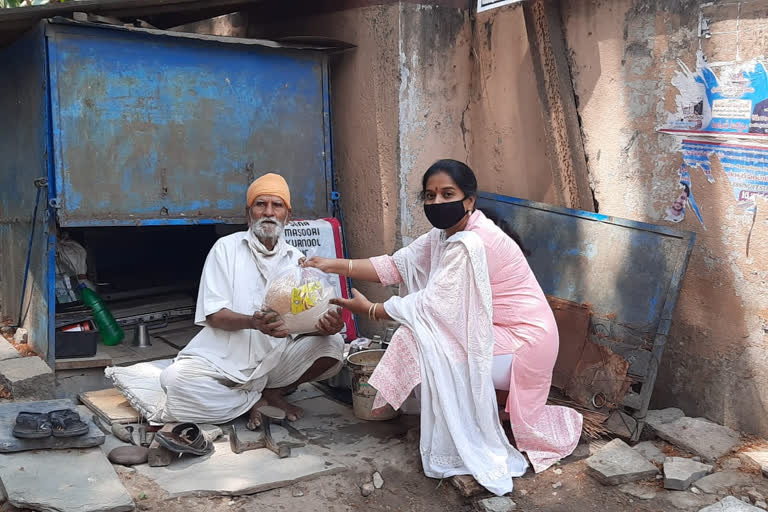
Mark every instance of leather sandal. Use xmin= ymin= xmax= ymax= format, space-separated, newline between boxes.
xmin=12 ymin=412 xmax=52 ymax=439
xmin=155 ymin=423 xmax=213 ymax=456
xmin=49 ymin=409 xmax=89 ymax=437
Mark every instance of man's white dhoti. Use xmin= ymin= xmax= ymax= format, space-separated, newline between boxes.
xmin=155 ymin=229 xmax=344 ymax=424
xmin=159 ymin=334 xmax=343 ymax=424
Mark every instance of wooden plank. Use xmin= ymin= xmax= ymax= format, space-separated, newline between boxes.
xmin=55 ymin=351 xmax=112 ymax=371
xmin=78 ymin=387 xmax=141 ymax=425
xmin=148 ymin=423 xmax=177 ymax=467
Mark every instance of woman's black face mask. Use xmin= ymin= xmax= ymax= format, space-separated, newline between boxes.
xmin=423 ymin=198 xmax=468 ymax=229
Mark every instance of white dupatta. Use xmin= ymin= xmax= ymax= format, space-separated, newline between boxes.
xmin=378 ymin=229 xmax=528 ymax=495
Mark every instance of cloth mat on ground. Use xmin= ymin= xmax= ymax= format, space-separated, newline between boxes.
xmin=105 ymin=359 xmax=174 ymax=424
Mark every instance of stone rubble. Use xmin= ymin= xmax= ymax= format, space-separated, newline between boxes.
xmin=664 ymin=456 xmax=713 ymax=491
xmin=477 ymin=497 xmax=517 ymax=512
xmin=0 ymin=356 xmax=54 ymax=401
xmin=694 ymin=472 xmax=754 ymax=495
xmin=645 ymin=408 xmax=685 ymax=430
xmin=653 ymin=417 xmax=741 ymax=462
xmin=618 ymin=482 xmax=657 ymax=500
xmin=633 ymin=441 xmax=667 ymax=465
xmin=698 ymin=496 xmax=764 ymax=511
xmin=740 ymin=450 xmax=768 ymax=478
xmin=745 ymin=488 xmax=765 ymax=504
xmin=373 ymin=471 xmax=384 ymax=489
xmin=0 ymin=338 xmax=19 ymax=362
xmin=586 ymin=438 xmax=659 ymax=485
xmin=662 ymin=490 xmax=717 ymax=510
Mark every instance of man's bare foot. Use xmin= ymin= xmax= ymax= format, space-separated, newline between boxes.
xmin=247 ymin=397 xmax=268 ymax=430
xmin=263 ymin=388 xmax=305 ymax=422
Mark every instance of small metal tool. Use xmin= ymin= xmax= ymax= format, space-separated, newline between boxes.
xmin=229 ymin=406 xmax=291 ymax=458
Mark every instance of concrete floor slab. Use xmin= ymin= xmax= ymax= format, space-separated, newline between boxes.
xmin=0 ymin=448 xmax=134 ymax=512
xmin=135 ymin=436 xmax=345 ymax=497
xmin=134 ymin=394 xmax=414 ymax=497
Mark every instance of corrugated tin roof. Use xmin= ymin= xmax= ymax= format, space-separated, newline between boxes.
xmin=0 ymin=0 xmax=264 ymax=45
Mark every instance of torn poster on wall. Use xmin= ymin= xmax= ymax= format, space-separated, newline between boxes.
xmin=682 ymin=139 xmax=768 ymax=204
xmin=663 ymin=165 xmax=705 ymax=226
xmin=659 ymin=50 xmax=768 ymax=225
xmin=660 ymin=50 xmax=768 ymax=137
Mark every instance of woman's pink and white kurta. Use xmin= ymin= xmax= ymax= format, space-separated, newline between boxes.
xmin=369 ymin=210 xmax=582 ymax=475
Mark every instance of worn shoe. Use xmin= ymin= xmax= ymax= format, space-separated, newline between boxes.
xmin=12 ymin=412 xmax=52 ymax=439
xmin=155 ymin=423 xmax=213 ymax=456
xmin=48 ymin=409 xmax=89 ymax=438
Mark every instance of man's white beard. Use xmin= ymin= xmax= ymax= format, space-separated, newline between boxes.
xmin=251 ymin=217 xmax=285 ymax=244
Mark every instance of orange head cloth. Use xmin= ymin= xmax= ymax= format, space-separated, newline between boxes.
xmin=246 ymin=173 xmax=292 ymax=210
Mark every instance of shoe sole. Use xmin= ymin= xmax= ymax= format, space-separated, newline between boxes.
xmin=13 ymin=429 xmax=52 ymax=439
xmin=51 ymin=426 xmax=89 ymax=437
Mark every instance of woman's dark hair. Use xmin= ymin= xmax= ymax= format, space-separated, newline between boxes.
xmin=420 ymin=159 xmax=531 ymax=257
xmin=681 ymin=183 xmax=690 ymax=197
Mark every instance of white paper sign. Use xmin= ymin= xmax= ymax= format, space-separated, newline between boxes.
xmin=711 ymin=99 xmax=752 ymax=120
xmin=477 ymin=0 xmax=525 ymax=12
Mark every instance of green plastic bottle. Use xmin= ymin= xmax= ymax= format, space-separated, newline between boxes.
xmin=78 ymin=284 xmax=124 ymax=346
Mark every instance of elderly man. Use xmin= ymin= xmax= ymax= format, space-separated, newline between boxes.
xmin=159 ymin=173 xmax=344 ymax=426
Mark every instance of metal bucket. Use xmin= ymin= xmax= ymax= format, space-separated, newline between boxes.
xmin=347 ymin=349 xmax=399 ymax=421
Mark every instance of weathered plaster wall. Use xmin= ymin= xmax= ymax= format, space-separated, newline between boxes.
xmin=397 ymin=3 xmax=556 ymax=242
xmin=470 ymin=6 xmax=557 ymax=205
xmin=562 ymin=0 xmax=768 ymax=435
xmin=246 ymin=2 xmax=554 ymax=334
xmin=396 ymin=3 xmax=473 ymax=242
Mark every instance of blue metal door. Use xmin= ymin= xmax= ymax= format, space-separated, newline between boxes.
xmin=46 ymin=22 xmax=333 ymax=226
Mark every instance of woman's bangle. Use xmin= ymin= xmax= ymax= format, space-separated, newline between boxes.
xmin=347 ymin=259 xmax=353 ymax=277
xmin=368 ymin=302 xmax=377 ymax=321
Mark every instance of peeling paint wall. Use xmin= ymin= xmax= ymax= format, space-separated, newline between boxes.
xmin=469 ymin=6 xmax=558 ymax=205
xmin=248 ymin=2 xmax=553 ymax=313
xmin=249 ymin=2 xmax=555 ymax=247
xmin=397 ymin=3 xmax=557 ymax=242
xmin=562 ymin=0 xmax=768 ymax=435
xmin=397 ymin=3 xmax=473 ymax=243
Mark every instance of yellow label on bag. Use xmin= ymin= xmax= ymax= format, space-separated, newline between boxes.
xmin=291 ymin=281 xmax=323 ymax=315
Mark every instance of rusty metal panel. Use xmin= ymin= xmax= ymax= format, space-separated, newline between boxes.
xmin=0 ymin=24 xmax=52 ymax=360
xmin=477 ymin=193 xmax=694 ymax=338
xmin=477 ymin=193 xmax=695 ymax=440
xmin=548 ymin=296 xmax=590 ymax=390
xmin=46 ymin=22 xmax=332 ymax=226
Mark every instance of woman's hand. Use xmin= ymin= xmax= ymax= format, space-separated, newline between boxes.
xmin=330 ymin=288 xmax=372 ymax=316
xmin=301 ymin=256 xmax=336 ymax=273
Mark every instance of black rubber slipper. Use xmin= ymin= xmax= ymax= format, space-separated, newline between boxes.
xmin=155 ymin=423 xmax=213 ymax=456
xmin=48 ymin=409 xmax=89 ymax=438
xmin=12 ymin=412 xmax=52 ymax=439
